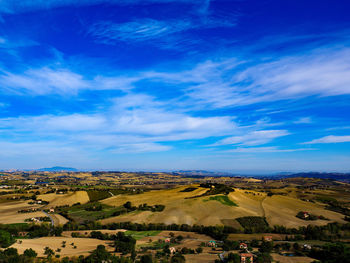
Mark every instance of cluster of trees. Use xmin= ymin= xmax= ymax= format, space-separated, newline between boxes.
xmin=296 ymin=211 xmax=329 ymax=221
xmin=271 ymin=222 xmax=350 ymax=241
xmin=0 ymin=230 xmax=15 ymax=248
xmin=24 ymin=216 xmax=51 ymax=222
xmin=0 ymin=223 xmax=62 ymax=240
xmin=114 ymin=232 xmax=136 ymax=255
xmin=0 ymin=247 xmax=37 ymax=263
xmin=316 ymin=196 xmax=350 ymax=216
xmin=199 ymin=183 xmax=234 ymax=195
xmin=61 ymin=219 xmax=350 ymax=242
xmin=236 ymin=216 xmax=269 ymax=233
xmin=179 ymin=187 xmax=198 ymax=192
xmin=308 ymin=242 xmax=350 ymax=263
xmin=112 ymin=202 xmax=165 ymax=217
xmin=88 ymin=231 xmax=136 ymax=255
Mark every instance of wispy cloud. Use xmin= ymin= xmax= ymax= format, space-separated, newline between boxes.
xmin=211 ymin=130 xmax=289 ymax=147
xmin=293 ymin=117 xmax=312 ymax=124
xmin=0 ymin=92 xmax=238 ymax=153
xmin=0 ymin=67 xmax=137 ymax=94
xmin=87 ymin=16 xmax=235 ymax=49
xmin=225 ymin=146 xmax=314 ymax=153
xmin=303 ymin=135 xmax=350 ymax=144
xmin=0 ymin=0 xmax=207 ymax=14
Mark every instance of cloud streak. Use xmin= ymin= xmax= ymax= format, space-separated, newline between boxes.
xmin=211 ymin=130 xmax=289 ymax=146
xmin=304 ymin=135 xmax=350 ymax=144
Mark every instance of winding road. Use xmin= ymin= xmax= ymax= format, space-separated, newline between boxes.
xmin=43 ymin=211 xmax=55 ymax=227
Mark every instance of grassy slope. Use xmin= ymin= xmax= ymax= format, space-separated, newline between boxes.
xmin=100 ymin=186 xmax=345 ymax=228
xmin=38 ymin=191 xmax=90 ymax=207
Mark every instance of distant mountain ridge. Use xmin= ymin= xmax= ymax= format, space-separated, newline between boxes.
xmin=283 ymin=172 xmax=350 ymax=181
xmin=36 ymin=166 xmax=78 ymax=172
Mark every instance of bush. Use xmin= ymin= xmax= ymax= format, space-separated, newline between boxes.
xmin=23 ymin=248 xmax=37 ymax=258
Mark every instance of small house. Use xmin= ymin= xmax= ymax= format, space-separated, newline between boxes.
xmin=49 ymin=208 xmax=55 ymax=213
xmin=17 ymin=232 xmax=27 ymax=237
xmin=169 ymin=247 xmax=176 ymax=254
xmin=303 ymin=244 xmax=312 ymax=250
xmin=207 ymin=240 xmax=217 ymax=247
xmin=303 ymin=212 xmax=309 ymax=219
xmin=240 ymin=253 xmax=254 ymax=263
xmin=240 ymin=243 xmax=248 ymax=250
xmin=263 ymin=236 xmax=273 ymax=242
xmin=165 ymin=238 xmax=171 ymax=243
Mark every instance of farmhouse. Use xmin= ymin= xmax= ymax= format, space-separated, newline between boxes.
xmin=240 ymin=243 xmax=248 ymax=250
xmin=263 ymin=236 xmax=273 ymax=242
xmin=240 ymin=253 xmax=254 ymax=263
xmin=303 ymin=212 xmax=310 ymax=219
xmin=169 ymin=247 xmax=176 ymax=254
xmin=303 ymin=244 xmax=312 ymax=250
xmin=207 ymin=240 xmax=217 ymax=247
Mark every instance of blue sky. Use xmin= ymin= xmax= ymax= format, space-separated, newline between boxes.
xmin=0 ymin=0 xmax=350 ymax=172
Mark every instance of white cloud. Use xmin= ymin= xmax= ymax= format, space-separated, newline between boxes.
xmin=304 ymin=135 xmax=350 ymax=144
xmin=141 ymin=47 xmax=350 ymax=108
xmin=0 ymin=0 xmax=207 ymax=14
xmin=0 ymin=67 xmax=88 ymax=94
xmin=0 ymin=92 xmax=239 ymax=153
xmin=225 ymin=146 xmax=314 ymax=153
xmin=211 ymin=130 xmax=289 ymax=146
xmin=293 ymin=117 xmax=312 ymax=124
xmin=0 ymin=67 xmax=138 ymax=94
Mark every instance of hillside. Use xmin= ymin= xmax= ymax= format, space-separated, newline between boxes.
xmin=100 ymin=185 xmax=345 ymax=227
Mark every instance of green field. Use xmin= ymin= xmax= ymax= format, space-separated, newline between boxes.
xmin=204 ymin=195 xmax=238 ymax=207
xmin=60 ymin=203 xmax=124 ymax=223
xmin=124 ymin=230 xmax=162 ymax=240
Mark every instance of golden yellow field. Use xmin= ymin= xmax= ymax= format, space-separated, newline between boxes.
xmin=11 ymin=237 xmax=114 ymax=257
xmin=100 ymin=186 xmax=345 ymax=228
xmin=38 ymin=191 xmax=90 ymax=207
xmin=263 ymin=195 xmax=345 ymax=227
xmin=0 ymin=200 xmax=46 ymax=224
xmin=271 ymin=253 xmax=314 ymax=263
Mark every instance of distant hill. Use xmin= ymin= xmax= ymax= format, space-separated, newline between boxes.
xmin=275 ymin=172 xmax=350 ymax=182
xmin=36 ymin=166 xmax=78 ymax=172
xmin=173 ymin=170 xmax=238 ymax=177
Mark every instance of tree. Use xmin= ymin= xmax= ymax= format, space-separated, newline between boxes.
xmin=171 ymin=253 xmax=185 ymax=263
xmin=140 ymin=254 xmax=153 ymax=263
xmin=195 ymin=247 xmax=203 ymax=254
xmin=86 ymin=244 xmax=111 ymax=261
xmin=24 ymin=248 xmax=37 ymax=258
xmin=293 ymin=242 xmax=300 ymax=251
xmin=259 ymin=241 xmax=273 ymax=253
xmin=0 ymin=230 xmax=15 ymax=248
xmin=44 ymin=246 xmax=55 ymax=259
xmin=256 ymin=253 xmax=272 ymax=263
xmin=226 ymin=253 xmax=240 ymax=263
xmin=123 ymin=201 xmax=132 ymax=210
